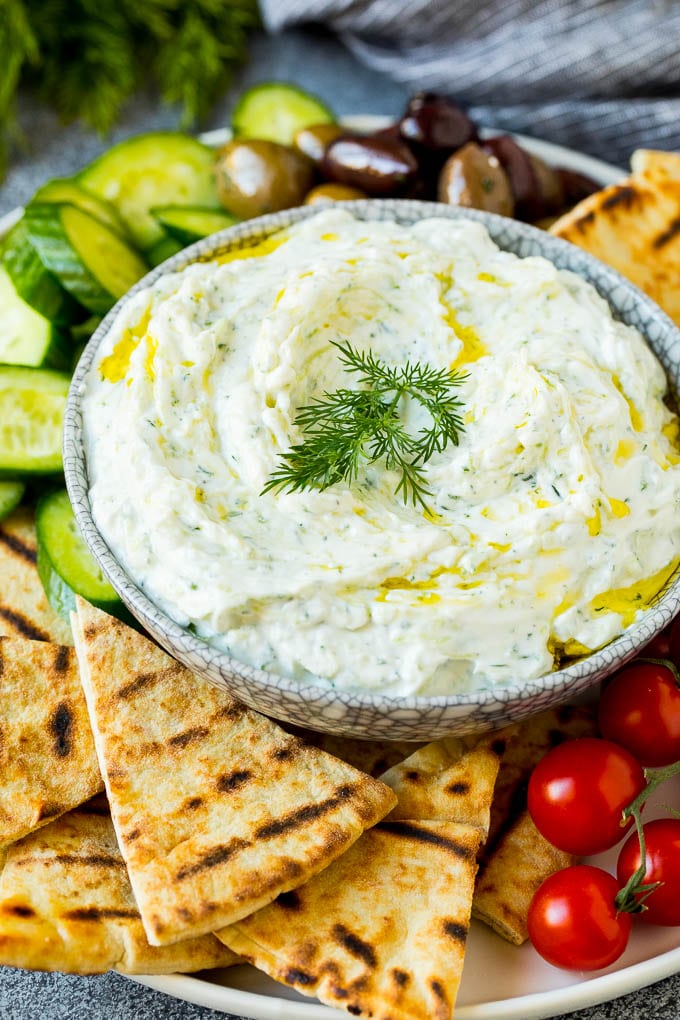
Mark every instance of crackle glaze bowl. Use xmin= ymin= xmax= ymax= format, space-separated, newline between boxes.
xmin=64 ymin=199 xmax=680 ymax=740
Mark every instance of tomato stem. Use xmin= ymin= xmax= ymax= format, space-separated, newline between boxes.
xmin=614 ymin=758 xmax=680 ymax=914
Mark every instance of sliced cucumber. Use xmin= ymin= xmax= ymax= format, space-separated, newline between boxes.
xmin=0 ymin=264 xmax=71 ymax=370
xmin=0 ymin=366 xmax=70 ymax=476
xmin=24 ymin=203 xmax=148 ymax=315
xmin=77 ymin=132 xmax=221 ymax=250
xmin=146 ymin=233 xmax=183 ymax=267
xmin=232 ymin=82 xmax=335 ymax=145
xmin=0 ymin=481 xmax=26 ymax=523
xmin=2 ymin=220 xmax=78 ymax=324
xmin=36 ymin=488 xmax=123 ymax=619
xmin=33 ymin=176 xmax=128 ymax=237
xmin=151 ymin=205 xmax=239 ymax=245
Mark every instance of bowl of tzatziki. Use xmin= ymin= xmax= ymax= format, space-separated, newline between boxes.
xmin=64 ymin=199 xmax=680 ymax=739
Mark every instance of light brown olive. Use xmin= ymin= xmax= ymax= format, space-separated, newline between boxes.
xmin=304 ymin=183 xmax=368 ymax=205
xmin=215 ymin=139 xmax=314 ymax=219
xmin=293 ymin=122 xmax=344 ymax=164
xmin=438 ymin=142 xmax=514 ymax=216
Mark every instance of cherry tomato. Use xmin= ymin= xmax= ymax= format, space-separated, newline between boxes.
xmin=617 ymin=818 xmax=680 ymax=926
xmin=598 ymin=660 xmax=680 ymax=766
xmin=528 ymin=737 xmax=646 ymax=855
xmin=528 ymin=865 xmax=632 ymax=970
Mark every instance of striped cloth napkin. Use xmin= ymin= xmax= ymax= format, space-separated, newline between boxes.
xmin=260 ymin=0 xmax=680 ymax=167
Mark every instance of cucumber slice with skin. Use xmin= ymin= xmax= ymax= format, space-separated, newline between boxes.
xmin=36 ymin=489 xmax=123 ymax=619
xmin=33 ymin=177 xmax=129 ymax=237
xmin=0 ymin=265 xmax=71 ymax=370
xmin=0 ymin=366 xmax=70 ymax=477
xmin=2 ymin=220 xmax=79 ymax=325
xmin=232 ymin=82 xmax=336 ymax=145
xmin=151 ymin=205 xmax=239 ymax=245
xmin=77 ymin=132 xmax=221 ymax=250
xmin=0 ymin=481 xmax=26 ymax=523
xmin=146 ymin=233 xmax=184 ymax=267
xmin=24 ymin=203 xmax=148 ymax=315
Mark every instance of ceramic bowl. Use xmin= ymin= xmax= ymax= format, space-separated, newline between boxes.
xmin=64 ymin=199 xmax=680 ymax=740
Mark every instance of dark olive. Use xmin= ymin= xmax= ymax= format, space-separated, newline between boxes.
xmin=483 ymin=135 xmax=543 ymax=221
xmin=304 ymin=183 xmax=368 ymax=205
xmin=293 ymin=122 xmax=344 ymax=164
xmin=528 ymin=155 xmax=565 ymax=217
xmin=556 ymin=167 xmax=600 ymax=205
xmin=438 ymin=142 xmax=514 ymax=216
xmin=215 ymin=139 xmax=314 ymax=219
xmin=399 ymin=92 xmax=477 ymax=152
xmin=320 ymin=134 xmax=419 ymax=197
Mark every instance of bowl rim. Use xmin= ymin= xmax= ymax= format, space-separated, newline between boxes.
xmin=64 ymin=198 xmax=680 ymax=712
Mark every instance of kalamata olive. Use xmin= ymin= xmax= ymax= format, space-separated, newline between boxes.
xmin=438 ymin=142 xmax=514 ymax=216
xmin=399 ymin=92 xmax=477 ymax=152
xmin=528 ymin=154 xmax=565 ymax=216
xmin=483 ymin=135 xmax=543 ymax=220
xmin=304 ymin=183 xmax=367 ymax=205
xmin=320 ymin=134 xmax=419 ymax=197
xmin=215 ymin=140 xmax=314 ymax=219
xmin=557 ymin=167 xmax=600 ymax=205
xmin=293 ymin=122 xmax=344 ymax=164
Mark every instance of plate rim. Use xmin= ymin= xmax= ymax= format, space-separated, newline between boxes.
xmin=5 ymin=123 xmax=676 ymax=1020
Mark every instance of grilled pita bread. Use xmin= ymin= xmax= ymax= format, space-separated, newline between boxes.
xmin=218 ymin=735 xmax=504 ymax=1020
xmin=0 ymin=507 xmax=72 ymax=644
xmin=0 ymin=797 xmax=239 ymax=973
xmin=295 ymin=730 xmax=422 ymax=777
xmin=550 ymin=148 xmax=680 ymax=327
xmin=472 ymin=810 xmax=572 ymax=945
xmin=0 ymin=638 xmax=103 ymax=848
xmin=72 ymin=599 xmax=396 ymax=947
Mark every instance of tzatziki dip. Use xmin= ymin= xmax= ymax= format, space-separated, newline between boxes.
xmin=83 ymin=209 xmax=680 ymax=697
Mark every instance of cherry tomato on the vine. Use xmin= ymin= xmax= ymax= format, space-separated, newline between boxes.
xmin=528 ymin=865 xmax=632 ymax=970
xmin=527 ymin=737 xmax=646 ymax=855
xmin=617 ymin=818 xmax=680 ymax=926
xmin=599 ymin=660 xmax=680 ymax=767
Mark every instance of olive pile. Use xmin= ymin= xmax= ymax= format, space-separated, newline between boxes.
xmin=215 ymin=92 xmax=599 ymax=223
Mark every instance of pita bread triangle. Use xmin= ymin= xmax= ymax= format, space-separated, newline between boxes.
xmin=0 ymin=637 xmax=103 ymax=848
xmin=217 ymin=732 xmax=507 ymax=1020
xmin=550 ymin=148 xmax=680 ymax=327
xmin=0 ymin=796 xmax=239 ymax=974
xmin=0 ymin=507 xmax=72 ymax=645
xmin=72 ymin=599 xmax=396 ymax=946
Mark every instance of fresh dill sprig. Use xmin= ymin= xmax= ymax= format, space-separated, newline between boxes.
xmin=263 ymin=340 xmax=467 ymax=511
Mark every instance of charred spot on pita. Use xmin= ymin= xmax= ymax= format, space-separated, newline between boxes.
xmin=176 ymin=838 xmax=249 ymax=880
xmin=53 ymin=645 xmax=71 ymax=673
xmin=49 ymin=702 xmax=73 ymax=758
xmin=332 ymin=923 xmax=377 ymax=968
xmin=430 ymin=978 xmax=449 ymax=1003
xmin=447 ymin=781 xmax=469 ymax=795
xmin=2 ymin=903 xmax=35 ymax=917
xmin=168 ymin=725 xmax=210 ymax=749
xmin=602 ymin=185 xmax=637 ymax=210
xmin=277 ymin=890 xmax=302 ymax=910
xmin=285 ymin=967 xmax=316 ymax=986
xmin=378 ymin=821 xmax=476 ymax=860
xmin=490 ymin=737 xmax=507 ymax=757
xmin=0 ymin=528 xmax=36 ymax=563
xmin=391 ymin=968 xmax=410 ymax=987
xmin=64 ymin=906 xmax=139 ymax=921
xmin=443 ymin=919 xmax=469 ymax=944
xmin=0 ymin=606 xmax=50 ymax=641
xmin=654 ymin=216 xmax=680 ymax=248
xmin=216 ymin=769 xmax=252 ymax=793
xmin=255 ymin=784 xmax=356 ymax=839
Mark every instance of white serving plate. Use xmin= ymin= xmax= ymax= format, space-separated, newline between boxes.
xmin=6 ymin=121 xmax=678 ymax=1020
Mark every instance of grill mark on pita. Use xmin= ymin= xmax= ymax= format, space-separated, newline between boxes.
xmin=347 ymin=1006 xmax=362 ymax=1016
xmin=117 ymin=666 xmax=179 ymax=700
xmin=443 ymin=919 xmax=469 ymax=944
xmin=447 ymin=781 xmax=470 ymax=795
xmin=2 ymin=904 xmax=35 ymax=918
xmin=63 ymin=907 xmax=139 ymax=921
xmin=490 ymin=737 xmax=507 ymax=757
xmin=255 ymin=784 xmax=356 ymax=840
xmin=124 ymin=827 xmax=141 ymax=842
xmin=0 ymin=528 xmax=36 ymax=563
xmin=183 ymin=797 xmax=203 ymax=811
xmin=430 ymin=978 xmax=448 ymax=1003
xmin=213 ymin=702 xmax=245 ymax=723
xmin=56 ymin=854 xmax=124 ymax=868
xmin=53 ymin=645 xmax=70 ymax=673
xmin=216 ymin=769 xmax=252 ymax=793
xmin=271 ymin=744 xmax=296 ymax=762
xmin=50 ymin=702 xmax=73 ymax=758
xmin=332 ymin=923 xmax=377 ymax=968
xmin=654 ymin=216 xmax=680 ymax=249
xmin=175 ymin=838 xmax=249 ymax=880
xmin=575 ymin=210 xmax=595 ymax=231
xmin=168 ymin=725 xmax=209 ymax=749
xmin=285 ymin=968 xmax=315 ymax=987
xmin=391 ymin=968 xmax=410 ymax=987
xmin=0 ymin=606 xmax=50 ymax=641
xmin=277 ymin=890 xmax=302 ymax=910
xmin=378 ymin=821 xmax=476 ymax=860
xmin=405 ymin=769 xmax=420 ymax=781
xmin=602 ymin=185 xmax=637 ymax=210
